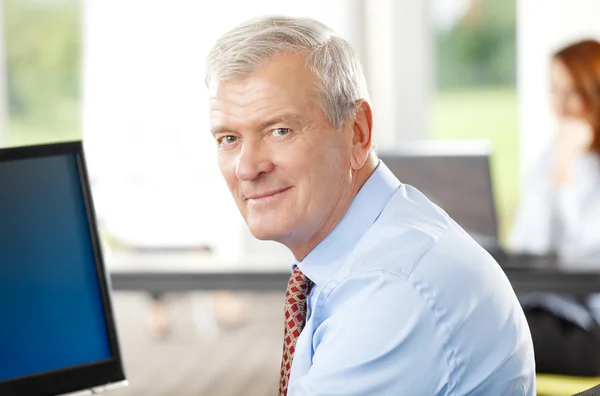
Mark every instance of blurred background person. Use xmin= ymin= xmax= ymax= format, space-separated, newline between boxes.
xmin=509 ymin=39 xmax=600 ymax=376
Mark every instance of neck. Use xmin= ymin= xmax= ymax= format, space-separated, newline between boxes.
xmin=287 ymin=156 xmax=379 ymax=261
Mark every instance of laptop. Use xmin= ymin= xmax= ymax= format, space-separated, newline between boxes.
xmin=0 ymin=141 xmax=127 ymax=396
xmin=379 ymin=140 xmax=505 ymax=258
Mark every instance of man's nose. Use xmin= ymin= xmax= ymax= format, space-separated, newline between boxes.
xmin=235 ymin=140 xmax=274 ymax=181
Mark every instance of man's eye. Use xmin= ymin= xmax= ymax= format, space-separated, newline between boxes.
xmin=220 ymin=135 xmax=238 ymax=145
xmin=271 ymin=128 xmax=291 ymax=137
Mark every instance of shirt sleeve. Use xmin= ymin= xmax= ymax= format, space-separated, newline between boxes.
xmin=289 ymin=269 xmax=453 ymax=396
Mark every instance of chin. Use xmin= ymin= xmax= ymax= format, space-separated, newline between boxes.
xmin=250 ymin=228 xmax=280 ymax=241
xmin=247 ymin=224 xmax=281 ymax=242
xmin=244 ymin=213 xmax=293 ymax=243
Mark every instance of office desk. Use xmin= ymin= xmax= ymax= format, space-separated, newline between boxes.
xmin=107 ymin=250 xmax=600 ymax=296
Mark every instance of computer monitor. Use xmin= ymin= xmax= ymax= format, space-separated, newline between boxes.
xmin=379 ymin=140 xmax=500 ymax=248
xmin=0 ymin=141 xmax=127 ymax=396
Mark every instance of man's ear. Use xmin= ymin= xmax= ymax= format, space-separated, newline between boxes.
xmin=350 ymin=100 xmax=373 ymax=170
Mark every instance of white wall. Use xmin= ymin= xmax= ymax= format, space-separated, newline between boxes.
xmin=366 ymin=0 xmax=432 ymax=147
xmin=517 ymin=0 xmax=600 ymax=181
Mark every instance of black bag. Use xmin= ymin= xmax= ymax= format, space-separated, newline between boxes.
xmin=525 ymin=306 xmax=600 ymax=376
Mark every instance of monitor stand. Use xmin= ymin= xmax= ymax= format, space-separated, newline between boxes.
xmin=60 ymin=380 xmax=129 ymax=396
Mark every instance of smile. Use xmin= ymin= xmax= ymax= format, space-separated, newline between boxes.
xmin=246 ymin=187 xmax=292 ymax=204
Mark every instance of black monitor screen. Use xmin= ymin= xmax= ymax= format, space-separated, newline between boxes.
xmin=0 ymin=142 xmax=124 ymax=396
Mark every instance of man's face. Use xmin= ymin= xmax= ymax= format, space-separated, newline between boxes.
xmin=209 ymin=53 xmax=355 ymax=246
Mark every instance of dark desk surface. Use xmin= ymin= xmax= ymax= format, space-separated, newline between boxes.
xmin=106 ymin=250 xmax=600 ymax=296
xmin=499 ymin=253 xmax=600 ymax=296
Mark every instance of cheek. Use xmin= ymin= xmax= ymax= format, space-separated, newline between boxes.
xmin=550 ymin=94 xmax=562 ymax=112
xmin=567 ymin=95 xmax=587 ymax=117
xmin=311 ymin=147 xmax=348 ymax=192
xmin=218 ymin=155 xmax=238 ymax=189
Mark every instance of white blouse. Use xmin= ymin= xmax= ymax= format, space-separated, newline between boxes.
xmin=509 ymin=149 xmax=600 ymax=262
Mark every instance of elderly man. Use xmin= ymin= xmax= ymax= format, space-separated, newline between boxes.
xmin=206 ymin=16 xmax=535 ymax=396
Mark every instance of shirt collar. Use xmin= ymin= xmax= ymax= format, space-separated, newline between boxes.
xmin=295 ymin=160 xmax=400 ymax=286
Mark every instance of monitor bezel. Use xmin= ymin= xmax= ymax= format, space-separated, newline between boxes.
xmin=0 ymin=141 xmax=126 ymax=396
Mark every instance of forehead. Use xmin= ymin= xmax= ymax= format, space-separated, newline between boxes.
xmin=209 ymin=54 xmax=319 ymax=125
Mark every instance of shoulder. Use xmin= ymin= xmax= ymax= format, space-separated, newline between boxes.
xmin=325 ymin=181 xmax=519 ymax=327
xmin=311 ymin=184 xmax=535 ymax=393
xmin=347 ymin=183 xmax=496 ymax=282
xmin=573 ymin=152 xmax=600 ymax=183
xmin=332 ymin=180 xmax=526 ymax=342
xmin=350 ymin=183 xmax=450 ymax=276
xmin=526 ymin=147 xmax=553 ymax=183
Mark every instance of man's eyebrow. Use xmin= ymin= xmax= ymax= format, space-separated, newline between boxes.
xmin=210 ymin=113 xmax=304 ymax=136
xmin=210 ymin=125 xmax=234 ymax=136
xmin=256 ymin=113 xmax=304 ymax=131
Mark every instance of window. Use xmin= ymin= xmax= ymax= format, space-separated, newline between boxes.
xmin=431 ymin=0 xmax=518 ymax=240
xmin=2 ymin=0 xmax=81 ymax=147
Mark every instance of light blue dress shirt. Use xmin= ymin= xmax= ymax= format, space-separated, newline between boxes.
xmin=288 ymin=161 xmax=536 ymax=395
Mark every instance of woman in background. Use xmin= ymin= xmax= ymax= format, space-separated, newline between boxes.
xmin=509 ymin=39 xmax=600 ymax=376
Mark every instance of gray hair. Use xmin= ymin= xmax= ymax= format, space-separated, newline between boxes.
xmin=205 ymin=15 xmax=370 ymax=129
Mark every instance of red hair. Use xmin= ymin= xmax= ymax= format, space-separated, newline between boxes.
xmin=553 ymin=39 xmax=600 ymax=156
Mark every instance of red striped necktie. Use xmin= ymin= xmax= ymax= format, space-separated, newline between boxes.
xmin=278 ymin=266 xmax=313 ymax=396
